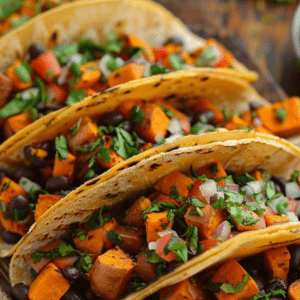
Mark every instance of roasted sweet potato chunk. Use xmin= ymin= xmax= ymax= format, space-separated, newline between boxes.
xmin=34 ymin=194 xmax=63 ymax=221
xmin=135 ymin=250 xmax=157 ymax=282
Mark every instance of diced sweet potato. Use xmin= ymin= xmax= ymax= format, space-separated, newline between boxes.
xmin=28 ymin=263 xmax=70 ymax=300
xmin=211 ymin=259 xmax=259 ymax=300
xmin=154 ymin=171 xmax=194 ymax=198
xmin=74 ymin=61 xmax=101 ymax=90
xmin=135 ymin=250 xmax=157 ymax=282
xmin=199 ymin=238 xmax=219 ymax=252
xmin=145 ymin=211 xmax=173 ymax=243
xmin=123 ymin=196 xmax=152 ymax=228
xmin=34 ymin=194 xmax=63 ymax=221
xmin=264 ymin=215 xmax=290 ymax=227
xmin=224 ymin=115 xmax=250 ymax=130
xmin=192 ymin=98 xmax=224 ymax=125
xmin=155 ymin=192 xmax=185 ymax=208
xmin=135 ymin=103 xmax=170 ymax=143
xmin=113 ymin=226 xmax=145 ymax=255
xmin=250 ymin=170 xmax=265 ymax=181
xmin=67 ymin=116 xmax=98 ymax=154
xmin=159 ymin=279 xmax=202 ymax=300
xmin=53 ymin=256 xmax=79 ymax=269
xmin=45 ymin=83 xmax=68 ymax=109
xmin=6 ymin=60 xmax=32 ymax=91
xmin=195 ymin=161 xmax=227 ymax=186
xmin=107 ymin=63 xmax=145 ymax=87
xmin=116 ymin=100 xmax=143 ymax=120
xmin=89 ymin=247 xmax=135 ymax=300
xmin=185 ymin=206 xmax=225 ymax=239
xmin=264 ymin=246 xmax=290 ymax=283
xmin=257 ymin=97 xmax=300 ymax=137
xmin=3 ymin=112 xmax=32 ymax=139
xmin=288 ymin=279 xmax=300 ymax=300
xmin=38 ymin=159 xmax=54 ymax=182
xmin=52 ymin=152 xmax=76 ymax=182
xmin=188 ymin=181 xmax=209 ymax=204
xmin=73 ymin=217 xmax=119 ymax=255
xmin=0 ymin=73 xmax=13 ymax=108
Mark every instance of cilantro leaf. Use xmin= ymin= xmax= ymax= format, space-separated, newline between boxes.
xmin=55 ymin=135 xmax=68 ymax=160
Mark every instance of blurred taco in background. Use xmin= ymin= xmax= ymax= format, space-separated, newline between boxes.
xmin=8 ymin=131 xmax=300 ymax=300
xmin=0 ymin=69 xmax=269 ymax=257
xmin=0 ymin=0 xmax=258 ymax=143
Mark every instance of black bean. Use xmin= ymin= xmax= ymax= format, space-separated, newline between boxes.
xmin=29 ymin=44 xmax=44 ymax=60
xmin=72 ymin=280 xmax=97 ymax=300
xmin=164 ymin=37 xmax=183 ymax=46
xmin=121 ymin=121 xmax=133 ymax=132
xmin=46 ymin=176 xmax=69 ymax=192
xmin=1 ymin=229 xmax=22 ymax=244
xmin=265 ymin=279 xmax=287 ymax=294
xmin=84 ymin=286 xmax=98 ymax=300
xmin=144 ymin=292 xmax=160 ymax=300
xmin=61 ymin=267 xmax=84 ymax=281
xmin=193 ymin=110 xmax=215 ymax=125
xmin=13 ymin=167 xmax=39 ymax=183
xmin=40 ymin=141 xmax=55 ymax=159
xmin=249 ymin=101 xmax=264 ymax=111
xmin=24 ymin=146 xmax=45 ymax=167
xmin=53 ymin=103 xmax=65 ymax=111
xmin=251 ymin=274 xmax=266 ymax=291
xmin=240 ymin=258 xmax=262 ymax=276
xmin=180 ymin=108 xmax=193 ymax=124
xmin=288 ymin=271 xmax=299 ymax=284
xmin=271 ymin=176 xmax=287 ymax=194
xmin=61 ymin=290 xmax=84 ymax=300
xmin=9 ymin=195 xmax=30 ymax=220
xmin=11 ymin=283 xmax=29 ymax=300
xmin=100 ymin=112 xmax=125 ymax=126
xmin=289 ymin=244 xmax=300 ymax=271
xmin=30 ymin=267 xmax=38 ymax=278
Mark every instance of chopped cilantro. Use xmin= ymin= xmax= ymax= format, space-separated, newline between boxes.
xmin=168 ymin=54 xmax=185 ymax=70
xmin=130 ymin=106 xmax=145 ymax=122
xmin=289 ymin=171 xmax=299 ymax=183
xmin=187 ymin=197 xmax=205 ymax=208
xmin=69 ymin=61 xmax=82 ymax=77
xmin=275 ymin=107 xmax=287 ymax=122
xmin=104 ymin=231 xmax=123 ymax=246
xmin=159 ymin=104 xmax=175 ymax=117
xmin=14 ymin=63 xmax=31 ymax=83
xmin=189 ymin=207 xmax=204 ymax=217
xmin=54 ymin=135 xmax=68 ymax=160
xmin=169 ymin=185 xmax=186 ymax=203
xmin=0 ymin=201 xmax=7 ymax=212
xmin=222 ymin=108 xmax=233 ymax=122
xmin=66 ymin=89 xmax=85 ymax=105
xmin=68 ymin=118 xmax=82 ymax=136
xmin=1 ymin=181 xmax=10 ymax=192
xmin=150 ymin=64 xmax=168 ymax=75
xmin=97 ymin=146 xmax=111 ymax=162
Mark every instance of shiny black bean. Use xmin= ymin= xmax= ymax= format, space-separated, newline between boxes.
xmin=193 ymin=110 xmax=215 ymax=125
xmin=46 ymin=176 xmax=69 ymax=192
xmin=251 ymin=274 xmax=266 ymax=291
xmin=61 ymin=290 xmax=84 ymax=300
xmin=30 ymin=267 xmax=38 ymax=278
xmin=13 ymin=167 xmax=39 ymax=183
xmin=24 ymin=146 xmax=45 ymax=167
xmin=9 ymin=195 xmax=30 ymax=220
xmin=240 ymin=258 xmax=261 ymax=276
xmin=40 ymin=141 xmax=55 ymax=159
xmin=11 ymin=283 xmax=29 ymax=300
xmin=265 ymin=279 xmax=287 ymax=294
xmin=84 ymin=286 xmax=98 ymax=300
xmin=288 ymin=271 xmax=299 ymax=285
xmin=61 ymin=267 xmax=84 ymax=281
xmin=249 ymin=101 xmax=264 ymax=111
xmin=72 ymin=281 xmax=97 ymax=300
xmin=121 ymin=121 xmax=133 ymax=132
xmin=1 ymin=229 xmax=22 ymax=244
xmin=271 ymin=176 xmax=287 ymax=194
xmin=100 ymin=112 xmax=125 ymax=126
xmin=29 ymin=44 xmax=44 ymax=60
xmin=289 ymin=244 xmax=300 ymax=271
xmin=164 ymin=37 xmax=183 ymax=46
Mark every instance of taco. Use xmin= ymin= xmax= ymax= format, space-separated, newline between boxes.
xmin=8 ymin=131 xmax=300 ymax=300
xmin=0 ymin=69 xmax=270 ymax=257
xmin=0 ymin=0 xmax=258 ymax=142
xmin=158 ymin=240 xmax=300 ymax=300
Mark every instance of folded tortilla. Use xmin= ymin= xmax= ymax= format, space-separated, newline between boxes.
xmin=9 ymin=131 xmax=300 ymax=300
xmin=0 ymin=0 xmax=257 ymax=81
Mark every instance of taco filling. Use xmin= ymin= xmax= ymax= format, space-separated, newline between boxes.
xmin=0 ymin=30 xmax=235 ymax=142
xmin=10 ymin=162 xmax=300 ymax=299
xmin=159 ymin=243 xmax=300 ymax=300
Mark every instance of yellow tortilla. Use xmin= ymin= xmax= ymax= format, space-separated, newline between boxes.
xmin=0 ymin=0 xmax=257 ymax=81
xmin=9 ymin=131 xmax=300 ymax=299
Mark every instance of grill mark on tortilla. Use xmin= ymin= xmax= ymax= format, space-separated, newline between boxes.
xmin=154 ymin=82 xmax=160 ymax=87
xmin=85 ymin=178 xmax=100 ymax=186
xmin=75 ymin=189 xmax=84 ymax=195
xmin=164 ymin=93 xmax=176 ymax=100
xmin=124 ymin=90 xmax=131 ymax=94
xmin=106 ymin=192 xmax=120 ymax=198
xmin=165 ymin=146 xmax=180 ymax=153
xmin=257 ymin=238 xmax=300 ymax=248
xmin=45 ymin=117 xmax=55 ymax=126
xmin=201 ymin=76 xmax=209 ymax=81
xmin=149 ymin=163 xmax=161 ymax=171
xmin=128 ymin=161 xmax=139 ymax=167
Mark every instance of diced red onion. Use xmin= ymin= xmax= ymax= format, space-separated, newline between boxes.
xmin=286 ymin=212 xmax=298 ymax=222
xmin=225 ymin=184 xmax=239 ymax=192
xmin=200 ymin=180 xmax=217 ymax=197
xmin=82 ymin=29 xmax=100 ymax=43
xmin=285 ymin=182 xmax=300 ymax=199
xmin=168 ymin=118 xmax=182 ymax=134
xmin=215 ymin=221 xmax=231 ymax=240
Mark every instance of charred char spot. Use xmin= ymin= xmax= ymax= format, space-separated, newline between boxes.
xmin=45 ymin=117 xmax=55 ymax=126
xmin=165 ymin=146 xmax=179 ymax=153
xmin=201 ymin=77 xmax=209 ymax=81
xmin=75 ymin=190 xmax=84 ymax=195
xmin=149 ymin=163 xmax=161 ymax=170
xmin=51 ymin=32 xmax=57 ymax=41
xmin=164 ymin=94 xmax=176 ymax=100
xmin=106 ymin=192 xmax=120 ymax=198
xmin=106 ymin=87 xmax=119 ymax=93
xmin=85 ymin=178 xmax=100 ymax=186
xmin=76 ymin=107 xmax=83 ymax=111
xmin=128 ymin=161 xmax=139 ymax=167
xmin=124 ymin=90 xmax=131 ymax=94
xmin=154 ymin=82 xmax=161 ymax=87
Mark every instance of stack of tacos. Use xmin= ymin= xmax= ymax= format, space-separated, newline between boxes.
xmin=0 ymin=1 xmax=300 ymax=300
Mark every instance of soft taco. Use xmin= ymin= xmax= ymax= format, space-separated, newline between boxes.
xmin=0 ymin=0 xmax=258 ymax=143
xmin=8 ymin=131 xmax=300 ymax=300
xmin=0 ymin=69 xmax=270 ymax=257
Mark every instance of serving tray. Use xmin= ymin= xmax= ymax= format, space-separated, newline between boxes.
xmin=0 ymin=8 xmax=288 ymax=300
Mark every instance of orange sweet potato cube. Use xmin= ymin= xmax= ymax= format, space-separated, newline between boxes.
xmin=211 ymin=259 xmax=259 ymax=300
xmin=145 ymin=211 xmax=173 ymax=243
xmin=195 ymin=161 xmax=227 ymax=186
xmin=28 ymin=263 xmax=70 ymax=300
xmin=264 ymin=246 xmax=290 ymax=283
xmin=264 ymin=215 xmax=290 ymax=227
xmin=154 ymin=171 xmax=194 ymax=198
xmin=3 ymin=112 xmax=32 ymax=139
xmin=135 ymin=250 xmax=157 ymax=282
xmin=52 ymin=152 xmax=76 ymax=182
xmin=34 ymin=194 xmax=63 ymax=221
xmin=89 ymin=247 xmax=135 ymax=300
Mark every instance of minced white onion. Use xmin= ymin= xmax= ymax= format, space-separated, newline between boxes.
xmin=165 ymin=132 xmax=184 ymax=143
xmin=247 ymin=181 xmax=264 ymax=194
xmin=267 ymin=195 xmax=288 ymax=214
xmin=168 ymin=118 xmax=182 ymax=134
xmin=18 ymin=177 xmax=41 ymax=194
xmin=21 ymin=88 xmax=39 ymax=100
xmin=148 ymin=242 xmax=158 ymax=250
xmin=154 ymin=132 xmax=165 ymax=143
xmin=215 ymin=221 xmax=231 ymax=240
xmin=286 ymin=212 xmax=299 ymax=222
xmin=98 ymin=54 xmax=124 ymax=78
xmin=142 ymin=62 xmax=151 ymax=78
xmin=67 ymin=53 xmax=83 ymax=65
xmin=158 ymin=229 xmax=178 ymax=238
xmin=285 ymin=182 xmax=300 ymax=199
xmin=200 ymin=180 xmax=217 ymax=197
xmin=57 ymin=65 xmax=70 ymax=85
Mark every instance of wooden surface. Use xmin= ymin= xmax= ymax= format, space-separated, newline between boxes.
xmin=154 ymin=0 xmax=300 ymax=97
